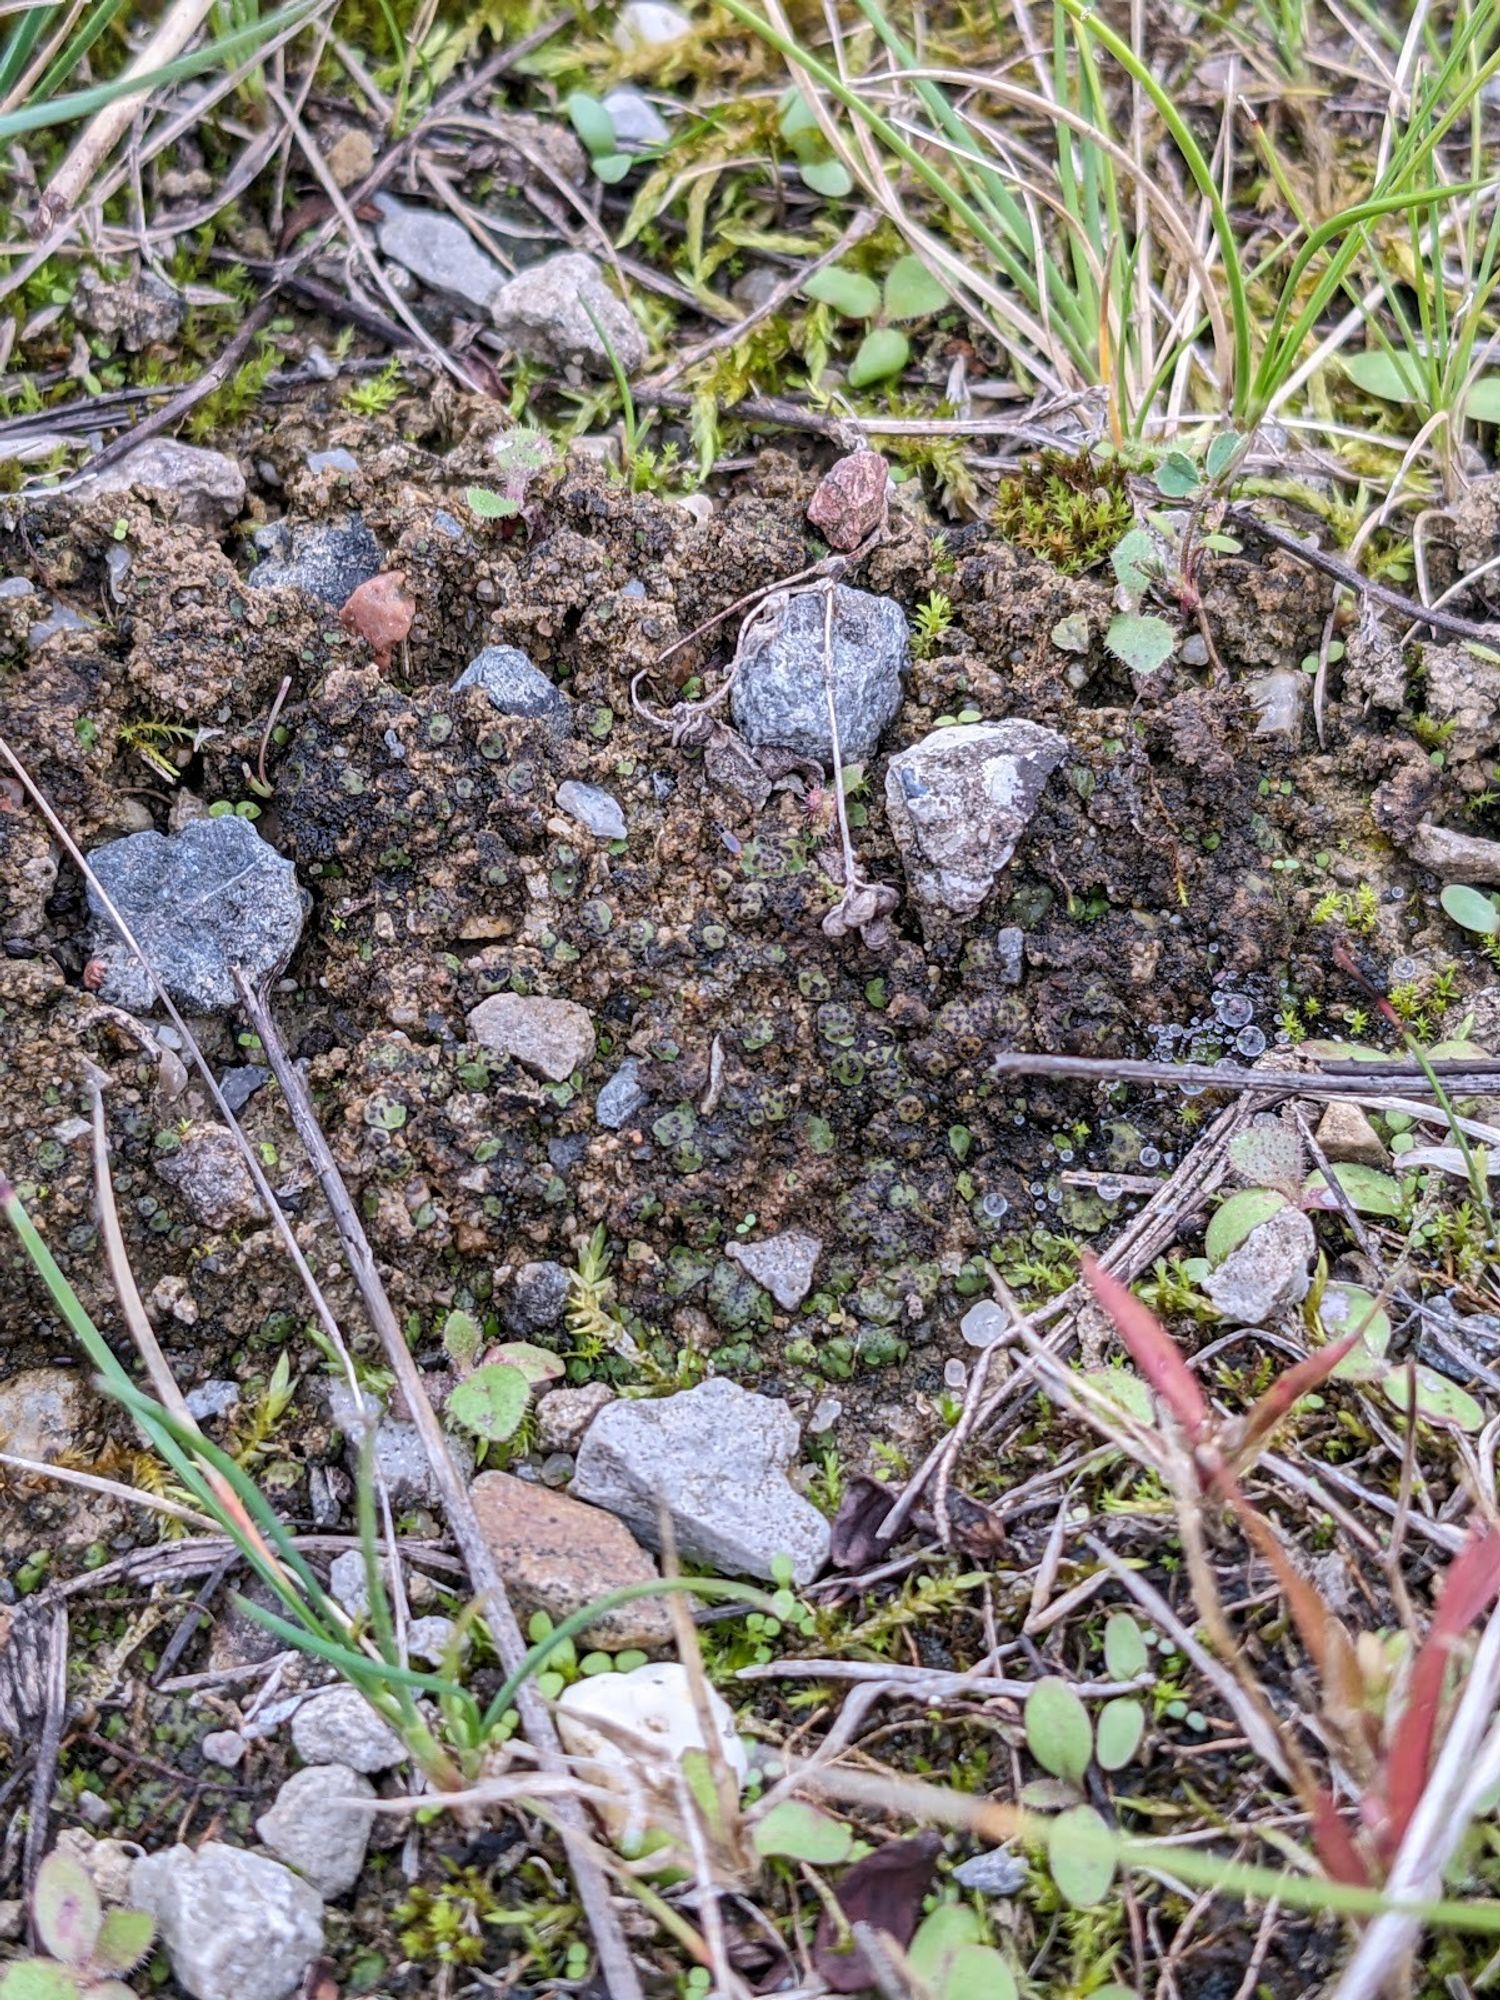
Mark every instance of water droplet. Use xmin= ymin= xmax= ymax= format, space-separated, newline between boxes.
xmin=1216 ymin=993 xmax=1254 ymax=1028
xmin=1058 ymin=1148 xmax=1074 ymax=1164
xmin=1139 ymin=1145 xmax=1161 ymax=1168
xmin=1097 ymin=1176 xmax=1123 ymax=1201
xmin=943 ymin=1357 xmax=968 ymax=1389
xmin=1236 ymin=1025 xmax=1267 ymax=1057
xmin=977 ymin=1192 xmax=1010 ymax=1222
xmin=960 ymin=1300 xmax=1009 ymax=1350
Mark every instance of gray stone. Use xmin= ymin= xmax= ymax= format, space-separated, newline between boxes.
xmin=74 ymin=267 xmax=182 ymax=351
xmin=247 ymin=515 xmax=382 ymax=605
xmin=613 ymin=0 xmax=692 ymax=47
xmin=470 ymin=1469 xmax=674 ymax=1649
xmin=454 ymin=645 xmax=571 ymax=735
xmin=1408 ymin=821 xmax=1500 ymax=883
xmin=489 ymin=252 xmax=647 ymax=377
xmin=572 ymin=1376 xmax=831 ymax=1584
xmin=306 ymin=448 xmax=360 ymax=476
xmin=327 ymin=1548 xmax=368 ymax=1618
xmin=1420 ymin=641 xmax=1500 ymax=762
xmin=505 ymin=1259 xmax=572 ymax=1332
xmin=86 ymin=814 xmax=305 ymax=1016
xmin=884 ymin=720 xmax=1069 ymax=917
xmin=596 ymin=1058 xmax=648 ymax=1129
xmin=556 ymin=779 xmax=627 ymax=841
xmin=1202 ymin=1207 xmax=1316 ymax=1324
xmin=601 ymin=85 xmax=671 ymax=148
xmin=200 ymin=1730 xmax=245 ymax=1769
xmin=996 ymin=925 xmax=1024 ymax=984
xmin=1314 ymin=1100 xmax=1389 ymax=1168
xmin=726 ymin=1229 xmax=821 ymax=1310
xmin=290 ymin=1686 xmax=408 ymax=1773
xmin=0 ymin=1368 xmax=87 ymax=1462
xmin=256 ymin=1763 xmax=375 ymax=1899
xmin=185 ymin=1380 xmax=241 ymax=1422
xmin=375 ymin=197 xmax=504 ymax=314
xmin=29 ymin=598 xmax=97 ymax=647
xmin=537 ymin=1381 xmax=615 ymax=1453
xmin=408 ymin=1615 xmax=461 ymax=1666
xmin=731 ymin=584 xmax=907 ymax=764
xmin=327 ymin=1379 xmax=448 ymax=1506
xmin=220 ymin=1064 xmax=270 ymax=1114
xmin=131 ymin=1841 xmax=323 ymax=2000
xmin=156 ymin=1122 xmax=264 ymax=1231
xmin=952 ymin=1848 xmax=1029 ymax=1897
xmin=467 ymin=993 xmax=595 ymax=1081
xmin=74 ymin=440 xmax=245 ymax=532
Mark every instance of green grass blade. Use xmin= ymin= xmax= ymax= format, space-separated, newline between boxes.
xmin=30 ymin=0 xmax=132 ymax=108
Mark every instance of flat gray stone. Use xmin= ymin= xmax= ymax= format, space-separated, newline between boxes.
xmin=132 ymin=1842 xmax=323 ymax=2000
xmin=74 ymin=440 xmax=245 ymax=531
xmin=952 ymin=1848 xmax=1029 ymax=1897
xmin=0 ymin=1368 xmax=87 ymax=1462
xmin=247 ymin=515 xmax=382 ymax=605
xmin=290 ymin=1686 xmax=407 ymax=1773
xmin=504 ymin=1259 xmax=571 ymax=1331
xmin=184 ymin=1380 xmax=241 ymax=1423
xmin=1203 ymin=1207 xmax=1316 ymax=1324
xmin=572 ymin=1376 xmax=831 ymax=1584
xmin=454 ymin=645 xmax=571 ymax=735
xmin=556 ymin=780 xmax=627 ymax=841
xmin=86 ymin=815 xmax=305 ymax=1015
xmin=731 ymin=583 xmax=907 ymax=764
xmin=602 ymin=85 xmax=671 ymax=147
xmin=306 ymin=448 xmax=360 ymax=476
xmin=884 ymin=720 xmax=1069 ymax=917
xmin=375 ymin=197 xmax=505 ymax=314
xmin=327 ymin=1380 xmax=444 ymax=1507
xmin=726 ymin=1229 xmax=821 ymax=1310
xmin=489 ymin=251 xmax=647 ymax=376
xmin=468 ymin=993 xmax=595 ymax=1081
xmin=596 ymin=1058 xmax=647 ymax=1129
xmin=538 ymin=1382 xmax=615 ymax=1453
xmin=256 ymin=1763 xmax=375 ymax=1899
xmin=614 ymin=0 xmax=692 ymax=47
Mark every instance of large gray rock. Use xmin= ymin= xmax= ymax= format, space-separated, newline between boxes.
xmin=726 ymin=1229 xmax=821 ymax=1310
xmin=454 ymin=645 xmax=571 ymax=736
xmin=1203 ymin=1207 xmax=1316 ymax=1324
xmin=290 ymin=1686 xmax=408 ymax=1773
xmin=467 ymin=993 xmax=595 ymax=1081
xmin=375 ymin=197 xmax=504 ymax=314
xmin=488 ymin=252 xmax=647 ymax=376
xmin=86 ymin=814 xmax=305 ymax=1014
xmin=731 ymin=584 xmax=906 ymax=764
xmin=131 ymin=1842 xmax=323 ymax=2000
xmin=256 ymin=1763 xmax=375 ymax=1898
xmin=73 ymin=440 xmax=245 ymax=531
xmin=247 ymin=516 xmax=382 ymax=605
xmin=884 ymin=720 xmax=1068 ymax=917
xmin=572 ymin=1376 xmax=831 ymax=1584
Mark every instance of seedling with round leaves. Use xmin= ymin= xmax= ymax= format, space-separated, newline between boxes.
xmin=1020 ymin=1666 xmax=1147 ymax=1909
xmin=800 ymin=253 xmax=950 ymax=388
xmin=0 ymin=1850 xmax=156 ymax=2000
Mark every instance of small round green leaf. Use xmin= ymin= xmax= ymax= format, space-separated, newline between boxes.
xmin=1383 ymin=1365 xmax=1484 ymax=1431
xmin=1303 ymin=1163 xmax=1402 ymax=1217
xmin=466 ymin=485 xmax=518 ymax=521
xmin=1228 ymin=1126 xmax=1304 ymax=1191
xmin=1094 ymin=1697 xmax=1145 ymax=1772
xmin=1441 ymin=883 xmax=1500 ymax=936
xmin=1083 ymin=1368 xmax=1154 ymax=1425
xmin=847 ymin=326 xmax=910 ymax=388
xmin=1047 ymin=1804 xmax=1115 ymax=1907
xmin=1103 ymin=1611 xmax=1148 ymax=1680
xmin=1155 ymin=450 xmax=1200 ymax=498
xmin=92 ymin=1907 xmax=156 ymax=1976
xmin=0 ymin=1965 xmax=79 ymax=2000
xmin=798 ymin=156 xmax=853 ymax=198
xmin=1025 ymin=1675 xmax=1093 ymax=1784
xmin=565 ymin=90 xmax=617 ymax=157
xmin=882 ymin=253 xmax=949 ymax=321
xmin=592 ymin=153 xmax=635 ymax=184
xmin=1205 ymin=1187 xmax=1288 ymax=1265
xmin=908 ymin=1904 xmax=982 ymax=1985
xmin=1464 ymin=378 xmax=1500 ymax=423
xmin=487 ymin=1341 xmax=566 ymax=1386
xmin=1343 ymin=350 xmax=1424 ymax=402
xmin=942 ymin=1945 xmax=1019 ymax=2000
xmin=1320 ymin=1284 xmax=1391 ymax=1380
xmin=751 ymin=1800 xmax=854 ymax=1864
xmin=1204 ymin=430 xmax=1241 ymax=479
xmin=1104 ymin=612 xmax=1175 ymax=675
xmin=446 ymin=1362 xmax=531 ymax=1442
xmin=32 ymin=1850 xmax=100 ymax=1968
xmin=802 ymin=265 xmax=881 ymax=319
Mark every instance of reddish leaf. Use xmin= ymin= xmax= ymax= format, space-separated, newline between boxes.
xmin=812 ymin=1833 xmax=941 ymax=1992
xmin=339 ymin=570 xmax=414 ymax=669
xmin=1227 ymin=1485 xmax=1337 ymax=1680
xmin=1082 ymin=1255 xmax=1211 ymax=1442
xmin=1235 ymin=1332 xmax=1362 ymax=1460
xmin=1376 ymin=1528 xmax=1500 ymax=1858
xmin=830 ymin=1474 xmax=896 ymax=1571
xmin=1308 ymin=1787 xmax=1372 ymax=1887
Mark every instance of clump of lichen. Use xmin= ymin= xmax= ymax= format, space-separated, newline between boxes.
xmin=991 ymin=451 xmax=1133 ymax=574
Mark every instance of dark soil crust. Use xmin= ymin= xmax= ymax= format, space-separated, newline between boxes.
xmin=0 ymin=395 xmax=1482 ymax=1995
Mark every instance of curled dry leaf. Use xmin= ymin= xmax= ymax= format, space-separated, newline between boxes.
xmin=339 ymin=570 xmax=414 ymax=669
xmin=812 ymin=1832 xmax=942 ymax=1992
xmin=807 ymin=448 xmax=890 ymax=552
